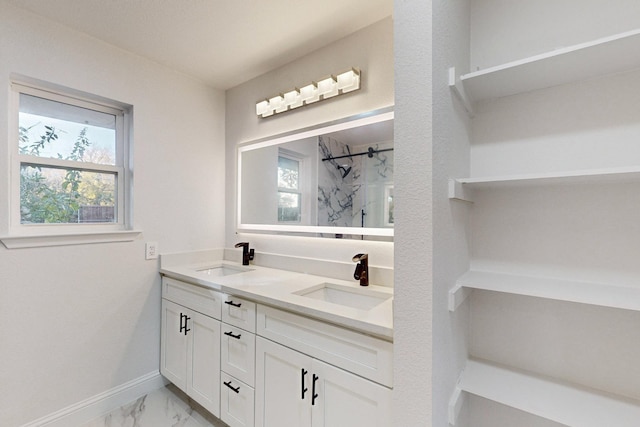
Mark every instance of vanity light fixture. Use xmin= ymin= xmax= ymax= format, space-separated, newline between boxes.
xmin=255 ymin=67 xmax=361 ymax=118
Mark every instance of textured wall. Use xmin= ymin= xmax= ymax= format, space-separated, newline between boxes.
xmin=392 ymin=0 xmax=435 ymax=425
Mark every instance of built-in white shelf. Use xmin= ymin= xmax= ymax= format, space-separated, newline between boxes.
xmin=449 ymin=270 xmax=640 ymax=312
xmin=448 ymin=358 xmax=640 ymax=426
xmin=449 ymin=28 xmax=640 ymax=108
xmin=448 ymin=165 xmax=640 ymax=202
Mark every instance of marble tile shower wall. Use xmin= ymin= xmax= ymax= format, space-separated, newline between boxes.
xmin=318 ymin=136 xmax=394 ymax=229
xmin=318 ymin=135 xmax=360 ymax=227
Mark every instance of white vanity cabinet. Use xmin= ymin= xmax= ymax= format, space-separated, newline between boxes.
xmin=160 ymin=277 xmax=222 ymax=418
xmin=159 ymin=270 xmax=393 ymax=427
xmin=255 ymin=305 xmax=393 ymax=427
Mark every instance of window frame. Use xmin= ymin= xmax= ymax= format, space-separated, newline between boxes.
xmin=1 ymin=80 xmax=138 ymax=248
xmin=277 ymin=149 xmax=306 ymax=223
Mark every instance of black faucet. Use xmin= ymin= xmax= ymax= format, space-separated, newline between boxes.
xmin=235 ymin=242 xmax=254 ymax=266
xmin=352 ymin=253 xmax=369 ymax=286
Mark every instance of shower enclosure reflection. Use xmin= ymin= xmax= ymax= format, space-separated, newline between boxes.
xmin=318 ymin=132 xmax=393 ymax=229
xmin=237 ymin=110 xmax=394 ymax=239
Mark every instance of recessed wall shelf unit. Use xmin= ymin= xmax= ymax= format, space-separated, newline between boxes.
xmin=446 ymin=9 xmax=640 ymax=426
xmin=448 ymin=165 xmax=640 ymax=202
xmin=449 ymin=28 xmax=640 ymax=113
xmin=448 ymin=359 xmax=640 ymax=427
xmin=448 ymin=270 xmax=640 ymax=313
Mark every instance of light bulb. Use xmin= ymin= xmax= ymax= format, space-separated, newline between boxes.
xmin=337 ymin=69 xmax=360 ymax=93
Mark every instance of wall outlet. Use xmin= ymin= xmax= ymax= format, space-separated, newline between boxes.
xmin=145 ymin=242 xmax=158 ymax=260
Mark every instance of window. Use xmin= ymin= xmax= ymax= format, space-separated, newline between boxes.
xmin=4 ymin=81 xmax=134 ymax=246
xmin=277 ymin=151 xmax=302 ymax=222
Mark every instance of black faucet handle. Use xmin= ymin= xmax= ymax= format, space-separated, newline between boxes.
xmin=352 ymin=253 xmax=368 ymax=262
xmin=354 ymin=263 xmax=364 ymax=280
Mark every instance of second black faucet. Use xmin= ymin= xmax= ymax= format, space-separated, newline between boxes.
xmin=352 ymin=253 xmax=369 ymax=286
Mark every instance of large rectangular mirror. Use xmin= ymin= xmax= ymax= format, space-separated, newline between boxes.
xmin=237 ymin=108 xmax=394 ymax=239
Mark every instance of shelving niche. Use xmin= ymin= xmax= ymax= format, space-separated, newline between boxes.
xmin=448 ymin=359 xmax=640 ymax=427
xmin=448 ymin=24 xmax=640 ymax=427
xmin=449 ymin=270 xmax=640 ymax=313
xmin=448 ymin=165 xmax=640 ymax=202
xmin=449 ymin=28 xmax=640 ymax=112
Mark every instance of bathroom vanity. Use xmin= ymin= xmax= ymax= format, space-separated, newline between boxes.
xmin=159 ymin=249 xmax=393 ymax=427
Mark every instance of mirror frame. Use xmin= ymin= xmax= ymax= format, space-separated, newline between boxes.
xmin=237 ymin=107 xmax=394 ymax=238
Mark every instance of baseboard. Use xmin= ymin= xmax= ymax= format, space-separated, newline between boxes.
xmin=20 ymin=371 xmax=168 ymax=427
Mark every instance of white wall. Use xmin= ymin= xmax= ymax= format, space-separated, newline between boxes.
xmin=392 ymin=1 xmax=435 ymax=425
xmin=431 ymin=1 xmax=472 ymax=426
xmin=470 ymin=0 xmax=640 ymax=71
xmin=0 ymin=3 xmax=226 ymax=426
xmin=394 ymin=1 xmax=473 ymax=425
xmin=471 ymin=69 xmax=640 ymax=178
xmin=240 ymin=146 xmax=279 ymax=224
xmin=225 ymin=18 xmax=394 ymax=269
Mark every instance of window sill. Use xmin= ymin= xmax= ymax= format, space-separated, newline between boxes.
xmin=0 ymin=230 xmax=142 ymax=249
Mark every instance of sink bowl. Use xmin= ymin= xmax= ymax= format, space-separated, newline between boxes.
xmin=196 ymin=264 xmax=252 ymax=277
xmin=294 ymin=282 xmax=392 ymax=310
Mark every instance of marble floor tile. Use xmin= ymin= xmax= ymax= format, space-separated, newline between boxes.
xmin=83 ymin=384 xmax=228 ymax=427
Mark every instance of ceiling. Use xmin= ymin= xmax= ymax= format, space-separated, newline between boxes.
xmin=6 ymin=0 xmax=393 ymax=90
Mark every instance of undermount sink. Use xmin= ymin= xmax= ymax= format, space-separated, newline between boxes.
xmin=294 ymin=282 xmax=392 ymax=310
xmin=196 ymin=264 xmax=252 ymax=277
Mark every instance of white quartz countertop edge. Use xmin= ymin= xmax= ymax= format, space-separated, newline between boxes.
xmin=160 ymin=261 xmax=393 ymax=340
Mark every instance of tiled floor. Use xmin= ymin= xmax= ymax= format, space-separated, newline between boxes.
xmin=83 ymin=384 xmax=228 ymax=427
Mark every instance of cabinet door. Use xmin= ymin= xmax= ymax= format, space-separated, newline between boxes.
xmin=311 ymin=359 xmax=392 ymax=427
xmin=255 ymin=337 xmax=312 ymax=427
xmin=187 ymin=309 xmax=221 ymax=418
xmin=160 ymin=299 xmax=188 ymax=391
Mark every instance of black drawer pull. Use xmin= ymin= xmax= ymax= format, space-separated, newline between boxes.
xmin=224 ymin=380 xmax=240 ymax=394
xmin=225 ymin=300 xmax=242 ymax=308
xmin=224 ymin=331 xmax=242 ymax=339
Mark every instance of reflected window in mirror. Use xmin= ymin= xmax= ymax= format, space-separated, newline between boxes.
xmin=277 ymin=150 xmax=302 ymax=222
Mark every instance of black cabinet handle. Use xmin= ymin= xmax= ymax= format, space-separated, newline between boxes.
xmin=312 ymin=374 xmax=319 ymax=406
xmin=224 ymin=380 xmax=240 ymax=394
xmin=183 ymin=315 xmax=190 ymax=335
xmin=301 ymin=369 xmax=308 ymax=400
xmin=179 ymin=313 xmax=191 ymax=336
xmin=224 ymin=331 xmax=242 ymax=339
xmin=179 ymin=313 xmax=185 ymax=333
xmin=225 ymin=300 xmax=242 ymax=308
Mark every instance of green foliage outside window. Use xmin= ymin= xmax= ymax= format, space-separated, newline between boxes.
xmin=19 ymin=124 xmax=115 ymax=224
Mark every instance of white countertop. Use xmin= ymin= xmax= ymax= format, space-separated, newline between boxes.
xmin=160 ymin=260 xmax=393 ymax=340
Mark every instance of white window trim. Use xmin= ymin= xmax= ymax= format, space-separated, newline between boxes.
xmin=1 ymin=79 xmax=140 ymax=248
xmin=277 ymin=148 xmax=307 ymax=224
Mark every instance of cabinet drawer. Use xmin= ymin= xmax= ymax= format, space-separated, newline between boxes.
xmin=221 ymin=372 xmax=255 ymax=427
xmin=257 ymin=305 xmax=393 ymax=387
xmin=222 ymin=294 xmax=256 ymax=333
xmin=221 ymin=323 xmax=256 ymax=386
xmin=162 ymin=276 xmax=222 ymax=319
